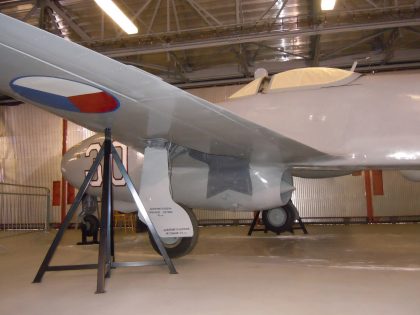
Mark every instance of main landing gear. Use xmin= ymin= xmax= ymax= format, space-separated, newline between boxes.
xmin=138 ymin=142 xmax=198 ymax=259
xmin=148 ymin=206 xmax=199 ymax=258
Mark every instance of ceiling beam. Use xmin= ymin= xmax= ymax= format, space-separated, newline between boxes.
xmin=146 ymin=0 xmax=162 ymax=35
xmin=404 ymin=26 xmax=420 ymax=34
xmin=365 ymin=0 xmax=378 ymax=8
xmin=185 ymin=0 xmax=212 ymax=26
xmin=101 ymin=18 xmax=420 ymax=57
xmin=169 ymin=52 xmax=189 ymax=81
xmin=311 ymin=35 xmax=321 ymax=66
xmin=45 ymin=5 xmax=62 ymax=35
xmin=232 ymin=46 xmax=251 ymax=76
xmin=310 ymin=0 xmax=321 ymax=67
xmin=257 ymin=0 xmax=280 ymax=21
xmin=171 ymin=0 xmax=181 ymax=31
xmin=321 ymin=30 xmax=387 ymax=60
xmin=38 ymin=0 xmax=49 ymax=30
xmin=187 ymin=0 xmax=222 ymax=26
xmin=22 ymin=3 xmax=38 ymax=21
xmin=167 ymin=0 xmax=170 ymax=32
xmin=383 ymin=28 xmax=401 ymax=63
xmin=258 ymin=43 xmax=309 ymax=60
xmin=130 ymin=0 xmax=153 ymax=22
xmin=270 ymin=0 xmax=288 ymax=28
xmin=123 ymin=61 xmax=168 ymax=72
xmin=0 ymin=0 xmax=33 ymax=9
xmin=115 ymin=0 xmax=151 ymax=38
xmin=235 ymin=0 xmax=242 ymax=25
xmin=46 ymin=0 xmax=90 ymax=41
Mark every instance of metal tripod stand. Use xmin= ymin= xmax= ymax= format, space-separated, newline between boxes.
xmin=33 ymin=128 xmax=177 ymax=293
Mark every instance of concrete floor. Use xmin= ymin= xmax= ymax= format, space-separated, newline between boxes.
xmin=1 ymin=224 xmax=420 ymax=315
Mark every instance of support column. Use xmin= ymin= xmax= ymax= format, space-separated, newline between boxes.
xmin=61 ymin=119 xmax=67 ymax=223
xmin=364 ymin=170 xmax=374 ymax=223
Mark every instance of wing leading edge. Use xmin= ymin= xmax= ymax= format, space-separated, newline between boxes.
xmin=0 ymin=13 xmax=329 ymax=164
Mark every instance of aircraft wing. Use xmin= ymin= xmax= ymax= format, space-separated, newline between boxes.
xmin=0 ymin=14 xmax=329 ymax=164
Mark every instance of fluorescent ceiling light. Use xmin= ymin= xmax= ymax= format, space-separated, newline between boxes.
xmin=94 ymin=0 xmax=138 ymax=34
xmin=321 ymin=0 xmax=336 ymax=10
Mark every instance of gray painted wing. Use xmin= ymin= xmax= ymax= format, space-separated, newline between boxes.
xmin=0 ymin=13 xmax=327 ymax=164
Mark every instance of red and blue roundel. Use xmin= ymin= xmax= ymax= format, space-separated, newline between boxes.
xmin=10 ymin=76 xmax=119 ymax=113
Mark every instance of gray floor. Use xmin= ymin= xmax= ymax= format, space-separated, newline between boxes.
xmin=1 ymin=224 xmax=420 ymax=315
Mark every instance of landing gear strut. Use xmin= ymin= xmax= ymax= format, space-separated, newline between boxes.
xmin=77 ymin=194 xmax=99 ymax=245
xmin=78 ymin=214 xmax=99 ymax=245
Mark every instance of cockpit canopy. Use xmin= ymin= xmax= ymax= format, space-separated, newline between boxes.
xmin=229 ymin=67 xmax=361 ymax=99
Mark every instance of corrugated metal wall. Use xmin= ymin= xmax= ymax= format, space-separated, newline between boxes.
xmin=0 ymin=104 xmax=62 ymax=225
xmin=292 ymin=175 xmax=366 ymax=218
xmin=0 ymin=105 xmax=94 ymax=227
xmin=1 ymin=84 xmax=420 ymax=227
xmin=373 ymin=171 xmax=420 ymax=217
xmin=0 ymin=104 xmax=61 ymax=185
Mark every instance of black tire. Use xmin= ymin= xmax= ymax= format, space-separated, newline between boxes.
xmin=262 ymin=201 xmax=296 ymax=234
xmin=81 ymin=214 xmax=99 ymax=237
xmin=148 ymin=206 xmax=199 ymax=258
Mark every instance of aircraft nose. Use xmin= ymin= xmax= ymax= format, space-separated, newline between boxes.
xmin=61 ymin=134 xmax=105 ymax=190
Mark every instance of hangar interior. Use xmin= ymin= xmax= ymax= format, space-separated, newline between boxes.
xmin=1 ymin=0 xmax=420 ymax=314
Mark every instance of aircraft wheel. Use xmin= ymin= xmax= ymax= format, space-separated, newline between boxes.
xmin=81 ymin=214 xmax=99 ymax=237
xmin=148 ymin=206 xmax=199 ymax=258
xmin=262 ymin=202 xmax=295 ymax=234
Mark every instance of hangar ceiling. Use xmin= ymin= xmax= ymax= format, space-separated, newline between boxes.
xmin=1 ymin=0 xmax=420 ymax=91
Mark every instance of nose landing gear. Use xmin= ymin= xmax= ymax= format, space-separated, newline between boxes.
xmin=78 ymin=214 xmax=100 ymax=245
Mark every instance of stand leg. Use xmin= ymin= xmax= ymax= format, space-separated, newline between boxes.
xmin=110 ymin=202 xmax=115 ymax=262
xmin=106 ymin=172 xmax=114 ymax=270
xmin=111 ymin=145 xmax=177 ymax=274
xmin=34 ymin=128 xmax=171 ymax=293
xmin=33 ymin=147 xmax=105 ymax=283
xmin=96 ymin=129 xmax=113 ymax=294
xmin=298 ymin=217 xmax=308 ymax=234
xmin=247 ymin=211 xmax=260 ymax=236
